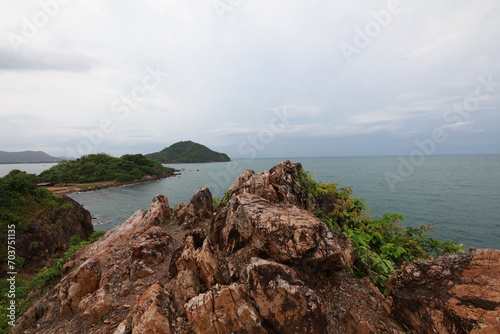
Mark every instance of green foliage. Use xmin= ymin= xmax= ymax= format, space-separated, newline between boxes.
xmin=212 ymin=191 xmax=230 ymax=209
xmin=146 ymin=140 xmax=231 ymax=163
xmin=298 ymin=170 xmax=463 ymax=291
xmin=39 ymin=153 xmax=175 ymax=184
xmin=0 ymin=171 xmax=61 ymax=261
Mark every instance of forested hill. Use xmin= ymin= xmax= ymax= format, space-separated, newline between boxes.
xmin=0 ymin=150 xmax=61 ymax=164
xmin=145 ymin=141 xmax=230 ymax=163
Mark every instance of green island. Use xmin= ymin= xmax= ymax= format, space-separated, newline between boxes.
xmin=39 ymin=153 xmax=175 ymax=184
xmin=146 ymin=140 xmax=231 ymax=163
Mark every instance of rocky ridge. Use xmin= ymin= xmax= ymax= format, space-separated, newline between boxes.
xmin=12 ymin=161 xmax=500 ymax=333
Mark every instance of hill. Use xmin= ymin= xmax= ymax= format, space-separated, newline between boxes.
xmin=0 ymin=150 xmax=62 ymax=164
xmin=145 ymin=140 xmax=230 ymax=163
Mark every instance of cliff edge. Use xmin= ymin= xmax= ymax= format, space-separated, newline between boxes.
xmin=11 ymin=161 xmax=499 ymax=333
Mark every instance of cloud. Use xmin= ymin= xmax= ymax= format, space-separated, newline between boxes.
xmin=0 ymin=0 xmax=499 ymax=158
xmin=441 ymin=121 xmax=475 ymax=130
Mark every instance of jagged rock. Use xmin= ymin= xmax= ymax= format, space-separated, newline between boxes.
xmin=79 ymin=285 xmax=113 ymax=324
xmin=173 ymin=187 xmax=214 ymax=229
xmin=185 ymin=283 xmax=266 ymax=334
xmin=227 ymin=160 xmax=313 ymax=210
xmin=132 ymin=226 xmax=173 ymax=265
xmin=12 ymin=194 xmax=173 ymax=334
xmin=189 ymin=186 xmax=213 ymax=220
xmin=388 ymin=248 xmax=500 ymax=333
xmin=171 ymin=269 xmax=203 ymax=315
xmin=245 ymin=258 xmax=327 ymax=334
xmin=317 ymin=271 xmax=405 ymax=333
xmin=215 ymin=192 xmax=353 ymax=271
xmin=129 ymin=284 xmax=174 ymax=334
xmin=173 ymin=202 xmax=199 ymax=229
xmin=195 ymin=238 xmax=226 ymax=289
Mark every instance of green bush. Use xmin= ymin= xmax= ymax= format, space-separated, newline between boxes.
xmin=0 ymin=171 xmax=61 ymax=261
xmin=298 ymin=170 xmax=463 ymax=291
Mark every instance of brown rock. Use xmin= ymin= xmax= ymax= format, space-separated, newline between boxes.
xmin=227 ymin=160 xmax=313 ymax=210
xmin=189 ymin=186 xmax=213 ymax=220
xmin=195 ymin=238 xmax=226 ymax=288
xmin=171 ymin=269 xmax=204 ymax=315
xmin=388 ymin=248 xmax=500 ymax=333
xmin=218 ymin=193 xmax=353 ymax=271
xmin=132 ymin=226 xmax=172 ymax=265
xmin=78 ymin=285 xmax=113 ymax=324
xmin=130 ymin=284 xmax=174 ymax=334
xmin=173 ymin=187 xmax=214 ymax=229
xmin=173 ymin=202 xmax=199 ymax=229
xmin=245 ymin=258 xmax=327 ymax=334
xmin=185 ymin=283 xmax=266 ymax=334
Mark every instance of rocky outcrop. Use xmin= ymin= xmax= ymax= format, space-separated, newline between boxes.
xmin=15 ymin=195 xmax=94 ymax=274
xmin=11 ymin=161 xmax=500 ymax=334
xmin=173 ymin=186 xmax=213 ymax=229
xmin=388 ymin=248 xmax=500 ymax=333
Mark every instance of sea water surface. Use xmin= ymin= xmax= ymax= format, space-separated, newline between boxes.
xmin=1 ymin=155 xmax=499 ymax=249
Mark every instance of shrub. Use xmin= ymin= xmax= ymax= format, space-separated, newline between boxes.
xmin=298 ymin=169 xmax=463 ymax=291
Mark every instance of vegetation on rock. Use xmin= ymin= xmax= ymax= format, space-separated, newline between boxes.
xmin=297 ymin=169 xmax=463 ymax=291
xmin=39 ymin=153 xmax=175 ymax=184
xmin=0 ymin=170 xmax=60 ymax=258
xmin=146 ymin=140 xmax=230 ymax=163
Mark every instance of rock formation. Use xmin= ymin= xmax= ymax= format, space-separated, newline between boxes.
xmin=388 ymin=248 xmax=500 ymax=333
xmin=11 ymin=161 xmax=500 ymax=333
xmin=14 ymin=195 xmax=94 ymax=274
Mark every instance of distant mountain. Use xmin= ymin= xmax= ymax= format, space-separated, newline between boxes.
xmin=146 ymin=141 xmax=231 ymax=163
xmin=0 ymin=150 xmax=62 ymax=164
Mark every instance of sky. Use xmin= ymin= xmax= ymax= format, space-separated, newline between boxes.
xmin=0 ymin=0 xmax=499 ymax=159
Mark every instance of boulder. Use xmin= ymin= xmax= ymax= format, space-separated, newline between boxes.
xmin=245 ymin=258 xmax=327 ymax=334
xmin=388 ymin=248 xmax=500 ymax=333
xmin=185 ymin=284 xmax=266 ymax=334
xmin=215 ymin=192 xmax=353 ymax=271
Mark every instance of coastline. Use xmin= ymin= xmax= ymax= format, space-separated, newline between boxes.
xmin=46 ymin=172 xmax=178 ymax=195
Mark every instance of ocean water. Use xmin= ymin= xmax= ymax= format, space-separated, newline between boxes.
xmin=1 ymin=155 xmax=499 ymax=249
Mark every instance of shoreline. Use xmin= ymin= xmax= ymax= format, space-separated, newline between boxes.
xmin=46 ymin=172 xmax=179 ymax=195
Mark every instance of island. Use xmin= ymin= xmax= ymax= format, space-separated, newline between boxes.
xmin=38 ymin=153 xmax=176 ymax=193
xmin=145 ymin=140 xmax=231 ymax=163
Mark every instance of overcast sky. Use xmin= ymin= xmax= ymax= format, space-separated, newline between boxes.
xmin=1 ymin=0 xmax=499 ymax=159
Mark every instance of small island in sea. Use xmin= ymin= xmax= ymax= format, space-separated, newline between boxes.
xmin=145 ymin=140 xmax=230 ymax=163
xmin=38 ymin=153 xmax=176 ymax=194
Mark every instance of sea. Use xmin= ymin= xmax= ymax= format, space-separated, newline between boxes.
xmin=1 ymin=155 xmax=499 ymax=250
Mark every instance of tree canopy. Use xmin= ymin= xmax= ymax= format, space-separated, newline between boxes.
xmin=39 ymin=153 xmax=175 ymax=184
